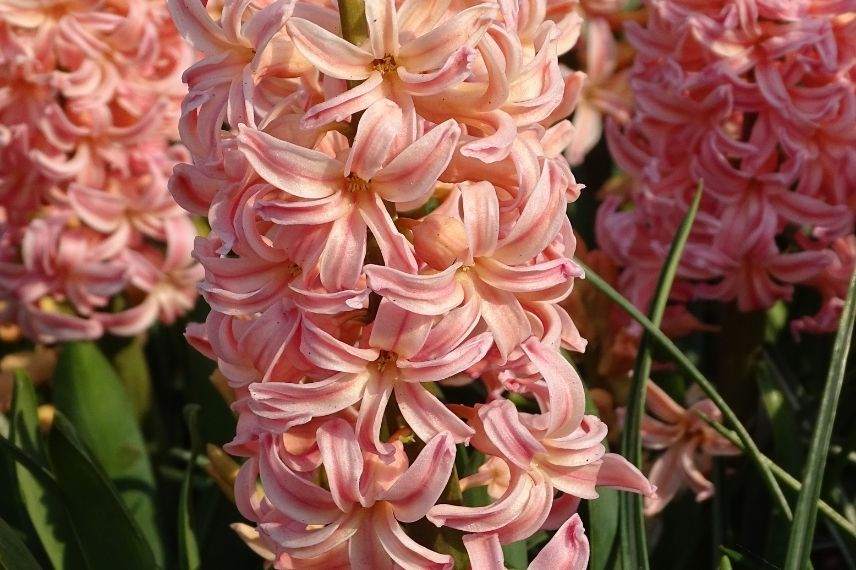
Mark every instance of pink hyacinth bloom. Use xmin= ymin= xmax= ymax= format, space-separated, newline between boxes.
xmin=0 ymin=0 xmax=200 ymax=341
xmin=463 ymin=513 xmax=590 ymax=570
xmin=638 ymin=382 xmax=740 ymax=516
xmin=285 ymin=1 xmax=497 ymax=129
xmin=166 ymin=0 xmax=651 ymax=565
xmin=238 ymin=419 xmax=456 ymax=569
xmin=596 ymin=0 xmax=856 ymax=335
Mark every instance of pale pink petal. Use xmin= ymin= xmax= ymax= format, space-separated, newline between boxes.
xmin=462 ymin=181 xmax=500 ymax=259
xmin=398 ymin=331 xmax=492 ymax=382
xmin=259 ymin=436 xmax=341 ymax=524
xmin=472 ymin=278 xmax=531 ymax=360
xmin=167 ymin=0 xmax=230 ymax=54
xmin=476 ymin=257 xmax=581 ymax=295
xmin=365 ymin=0 xmax=399 ymax=59
xmin=237 ymin=125 xmax=342 ymax=198
xmin=375 ymin=503 xmax=453 ymax=569
xmin=382 ymin=432 xmax=456 ymax=522
xmin=368 ymin=299 xmax=433 ymax=358
xmin=355 ymin=369 xmax=397 ymax=457
xmin=318 ymin=207 xmax=367 ymax=291
xmin=349 ymin=518 xmax=393 ymax=569
xmin=346 ymin=99 xmax=402 ymax=180
xmin=371 ymin=120 xmax=461 ymax=203
xmin=398 ymin=47 xmax=475 ymax=96
xmin=478 ymin=399 xmax=545 ymax=469
xmin=285 ymin=18 xmax=373 ymax=80
xmin=394 ymin=381 xmax=475 ymax=444
xmin=528 ymin=513 xmax=589 ymax=570
xmin=300 ymin=319 xmax=378 ymax=373
xmin=462 ymin=533 xmax=504 ymax=570
xmin=597 ymin=453 xmax=656 ymax=496
xmin=364 ymin=263 xmax=464 ymax=316
xmin=316 ymin=419 xmax=364 ymax=510
xmin=521 ymin=337 xmax=586 ymax=439
xmin=248 ymin=372 xmax=369 ymax=426
xmin=428 ymin=471 xmax=536 ymax=533
xmin=397 ymin=3 xmax=497 ymax=71
xmin=302 ymin=72 xmax=388 ymax=130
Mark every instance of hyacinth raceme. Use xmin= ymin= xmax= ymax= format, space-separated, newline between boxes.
xmin=0 ymin=0 xmax=201 ymax=343
xmin=169 ymin=0 xmax=655 ymax=567
xmin=597 ymin=0 xmax=856 ymax=336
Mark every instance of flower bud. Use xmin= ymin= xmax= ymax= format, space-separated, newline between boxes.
xmin=412 ymin=215 xmax=469 ymax=271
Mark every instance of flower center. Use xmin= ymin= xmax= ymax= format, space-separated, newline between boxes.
xmin=346 ymin=174 xmax=370 ymax=193
xmin=376 ymin=350 xmax=396 ymax=373
xmin=287 ymin=262 xmax=302 ymax=277
xmin=371 ymin=54 xmax=398 ymax=76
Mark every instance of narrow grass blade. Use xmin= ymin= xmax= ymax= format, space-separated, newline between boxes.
xmin=703 ymin=417 xmax=856 ymax=540
xmin=179 ymin=405 xmax=202 ymax=570
xmin=785 ymin=270 xmax=856 ymax=570
xmin=619 ymin=183 xmax=703 ymax=568
xmin=574 ymin=260 xmax=793 ymax=520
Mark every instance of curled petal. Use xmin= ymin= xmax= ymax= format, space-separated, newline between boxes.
xmin=285 ymin=18 xmax=373 ymax=80
xmin=372 ymin=120 xmax=461 ymax=204
xmin=259 ymin=437 xmax=340 ymax=524
xmin=364 ymin=263 xmax=463 ymax=316
xmin=237 ymin=125 xmax=342 ymax=198
xmin=394 ymin=382 xmax=475 ymax=445
xmin=316 ymin=419 xmax=364 ymax=511
xmin=528 ymin=514 xmax=589 ymax=570
xmin=382 ymin=432 xmax=456 ymax=522
xmin=375 ymin=503 xmax=453 ymax=569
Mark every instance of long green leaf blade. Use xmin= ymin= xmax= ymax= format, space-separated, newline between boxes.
xmin=785 ymin=270 xmax=856 ymax=569
xmin=619 ymin=183 xmax=703 ymax=568
xmin=178 ymin=405 xmax=202 ymax=570
xmin=9 ymin=372 xmax=84 ymax=569
xmin=0 ymin=516 xmax=42 ymax=570
xmin=46 ymin=412 xmax=158 ymax=570
xmin=574 ymin=260 xmax=794 ymax=522
xmin=53 ymin=341 xmax=163 ymax=564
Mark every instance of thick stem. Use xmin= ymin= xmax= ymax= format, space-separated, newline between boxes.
xmin=338 ymin=0 xmax=369 ymax=46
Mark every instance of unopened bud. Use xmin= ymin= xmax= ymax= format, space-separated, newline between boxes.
xmin=412 ymin=215 xmax=469 ymax=270
xmin=205 ymin=443 xmax=240 ymax=502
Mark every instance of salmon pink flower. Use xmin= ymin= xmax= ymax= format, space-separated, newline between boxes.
xmin=637 ymin=382 xmax=740 ymax=516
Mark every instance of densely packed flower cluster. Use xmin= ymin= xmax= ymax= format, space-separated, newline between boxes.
xmin=598 ymin=0 xmax=856 ymax=336
xmin=0 ymin=0 xmax=201 ymax=343
xmin=171 ymin=0 xmax=655 ymax=566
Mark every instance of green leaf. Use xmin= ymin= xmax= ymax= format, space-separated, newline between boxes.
xmin=0 ymin=516 xmax=41 ymax=570
xmin=110 ymin=336 xmax=152 ymax=421
xmin=52 ymin=341 xmax=163 ymax=565
xmin=178 ymin=406 xmax=201 ymax=570
xmin=502 ymin=541 xmax=528 ymax=569
xmin=9 ymin=372 xmax=84 ymax=569
xmin=574 ymin=259 xmax=793 ymax=522
xmin=785 ymin=270 xmax=856 ymax=570
xmin=583 ymin=388 xmax=619 ymax=570
xmin=46 ymin=413 xmax=157 ymax=570
xmin=719 ymin=554 xmax=734 ymax=570
xmin=619 ymin=182 xmax=703 ymax=569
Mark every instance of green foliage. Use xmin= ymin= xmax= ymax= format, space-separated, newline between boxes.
xmin=46 ymin=412 xmax=158 ymax=569
xmin=0 ymin=515 xmax=41 ymax=570
xmin=785 ymin=271 xmax=856 ymax=570
xmin=52 ymin=341 xmax=163 ymax=565
xmin=620 ymin=182 xmax=703 ymax=569
xmin=9 ymin=373 xmax=84 ymax=569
